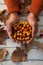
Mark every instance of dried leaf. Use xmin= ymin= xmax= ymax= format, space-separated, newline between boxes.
xmin=35 ymin=42 xmax=43 ymax=50
xmin=0 ymin=29 xmax=8 ymax=45
xmin=0 ymin=38 xmax=6 ymax=45
xmin=32 ymin=41 xmax=43 ymax=50
xmin=0 ymin=10 xmax=9 ymax=24
xmin=0 ymin=49 xmax=8 ymax=62
xmin=11 ymin=47 xmax=27 ymax=62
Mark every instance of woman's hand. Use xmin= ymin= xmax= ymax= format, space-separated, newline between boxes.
xmin=23 ymin=13 xmax=38 ymax=44
xmin=6 ymin=13 xmax=19 ymax=42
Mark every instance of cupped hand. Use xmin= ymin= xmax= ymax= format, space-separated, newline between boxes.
xmin=6 ymin=13 xmax=19 ymax=42
xmin=23 ymin=13 xmax=38 ymax=44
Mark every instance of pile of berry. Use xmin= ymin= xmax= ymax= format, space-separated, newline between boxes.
xmin=12 ymin=21 xmax=32 ymax=42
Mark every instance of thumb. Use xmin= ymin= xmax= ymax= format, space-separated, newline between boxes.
xmin=6 ymin=24 xmax=14 ymax=42
xmin=32 ymin=25 xmax=35 ymax=38
xmin=6 ymin=24 xmax=11 ymax=35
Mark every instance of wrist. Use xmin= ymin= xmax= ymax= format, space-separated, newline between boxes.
xmin=10 ymin=12 xmax=18 ymax=16
xmin=28 ymin=13 xmax=39 ymax=21
xmin=9 ymin=13 xmax=18 ymax=19
xmin=28 ymin=13 xmax=35 ymax=18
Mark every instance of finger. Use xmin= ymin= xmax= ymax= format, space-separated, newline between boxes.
xmin=11 ymin=19 xmax=19 ymax=25
xmin=32 ymin=25 xmax=37 ymax=37
xmin=32 ymin=25 xmax=36 ymax=37
xmin=23 ymin=36 xmax=34 ymax=44
xmin=26 ymin=36 xmax=34 ymax=44
xmin=6 ymin=24 xmax=12 ymax=34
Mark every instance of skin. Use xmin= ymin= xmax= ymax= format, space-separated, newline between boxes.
xmin=23 ymin=13 xmax=38 ymax=44
xmin=6 ymin=13 xmax=19 ymax=42
xmin=6 ymin=13 xmax=38 ymax=44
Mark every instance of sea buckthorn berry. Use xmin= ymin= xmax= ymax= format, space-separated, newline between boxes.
xmin=22 ymin=27 xmax=24 ymax=30
xmin=20 ymin=33 xmax=22 ymax=35
xmin=27 ymin=37 xmax=30 ymax=39
xmin=30 ymin=30 xmax=32 ymax=32
xmin=17 ymin=25 xmax=19 ymax=27
xmin=19 ymin=38 xmax=22 ymax=40
xmin=23 ymin=31 xmax=26 ymax=34
xmin=19 ymin=21 xmax=23 ymax=24
xmin=17 ymin=33 xmax=19 ymax=36
xmin=19 ymin=35 xmax=23 ymax=38
xmin=24 ymin=22 xmax=28 ymax=25
xmin=17 ymin=37 xmax=20 ymax=40
xmin=14 ymin=33 xmax=16 ymax=36
xmin=20 ymin=29 xmax=23 ymax=33
xmin=29 ymin=27 xmax=31 ymax=30
xmin=26 ymin=32 xmax=30 ymax=36
xmin=15 ymin=27 xmax=17 ymax=30
xmin=25 ymin=37 xmax=28 ymax=40
xmin=27 ymin=25 xmax=29 ymax=27
xmin=23 ymin=34 xmax=25 ymax=37
xmin=26 ymin=27 xmax=29 ymax=30
xmin=17 ymin=31 xmax=19 ymax=33
xmin=14 ymin=35 xmax=16 ymax=38
xmin=22 ymin=38 xmax=24 ymax=40
xmin=23 ymin=24 xmax=25 ymax=27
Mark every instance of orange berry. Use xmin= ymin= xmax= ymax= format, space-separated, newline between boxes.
xmin=30 ymin=30 xmax=32 ymax=32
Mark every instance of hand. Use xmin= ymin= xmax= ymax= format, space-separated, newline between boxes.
xmin=23 ymin=13 xmax=38 ymax=44
xmin=6 ymin=13 xmax=19 ymax=42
